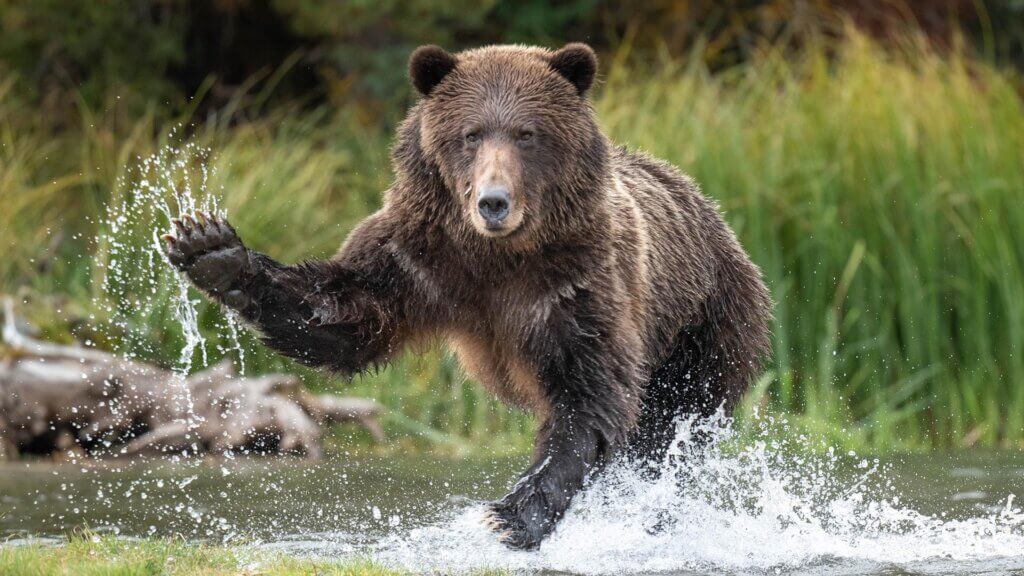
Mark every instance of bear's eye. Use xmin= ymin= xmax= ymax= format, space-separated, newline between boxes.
xmin=517 ymin=130 xmax=534 ymax=143
xmin=464 ymin=132 xmax=480 ymax=144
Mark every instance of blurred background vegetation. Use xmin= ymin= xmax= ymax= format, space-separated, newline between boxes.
xmin=1 ymin=0 xmax=1022 ymax=453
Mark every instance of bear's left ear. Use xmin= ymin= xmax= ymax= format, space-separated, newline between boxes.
xmin=409 ymin=45 xmax=458 ymax=97
xmin=549 ymin=43 xmax=597 ymax=96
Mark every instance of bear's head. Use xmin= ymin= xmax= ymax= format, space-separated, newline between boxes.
xmin=404 ymin=44 xmax=606 ymax=242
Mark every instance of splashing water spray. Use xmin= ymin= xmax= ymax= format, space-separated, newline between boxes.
xmin=366 ymin=413 xmax=1024 ymax=574
xmin=89 ymin=132 xmax=246 ymax=535
xmin=102 ymin=133 xmax=246 ymax=365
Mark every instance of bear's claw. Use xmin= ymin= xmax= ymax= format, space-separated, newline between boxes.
xmin=163 ymin=211 xmax=250 ymax=297
xmin=482 ymin=502 xmax=543 ymax=551
xmin=481 ymin=509 xmax=500 ymax=530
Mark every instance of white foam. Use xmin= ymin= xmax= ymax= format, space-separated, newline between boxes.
xmin=356 ymin=415 xmax=1024 ymax=574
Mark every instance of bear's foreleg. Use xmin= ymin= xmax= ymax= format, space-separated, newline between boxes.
xmin=486 ymin=406 xmax=613 ymax=549
xmin=163 ymin=212 xmax=400 ymax=374
xmin=487 ymin=293 xmax=641 ymax=549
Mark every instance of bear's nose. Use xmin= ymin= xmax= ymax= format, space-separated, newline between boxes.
xmin=477 ymin=187 xmax=510 ymax=224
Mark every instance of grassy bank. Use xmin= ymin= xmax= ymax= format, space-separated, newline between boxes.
xmin=0 ymin=537 xmax=445 ymax=576
xmin=1 ymin=32 xmax=1022 ymax=451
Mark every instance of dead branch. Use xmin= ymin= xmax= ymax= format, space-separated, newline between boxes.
xmin=0 ymin=297 xmax=384 ymax=460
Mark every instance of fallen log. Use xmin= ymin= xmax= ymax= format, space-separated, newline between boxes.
xmin=0 ymin=297 xmax=383 ymax=459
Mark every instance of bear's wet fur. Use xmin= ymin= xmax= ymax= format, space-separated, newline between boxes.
xmin=163 ymin=43 xmax=772 ymax=550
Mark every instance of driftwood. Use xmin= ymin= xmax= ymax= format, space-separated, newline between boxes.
xmin=0 ymin=298 xmax=383 ymax=460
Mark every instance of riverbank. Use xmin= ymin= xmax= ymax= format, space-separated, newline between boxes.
xmin=0 ymin=536 xmax=434 ymax=576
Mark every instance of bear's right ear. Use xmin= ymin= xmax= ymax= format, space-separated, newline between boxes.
xmin=409 ymin=45 xmax=458 ymax=97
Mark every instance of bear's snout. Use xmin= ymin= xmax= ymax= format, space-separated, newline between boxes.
xmin=477 ymin=186 xmax=511 ymax=226
xmin=468 ymin=141 xmax=525 ymax=237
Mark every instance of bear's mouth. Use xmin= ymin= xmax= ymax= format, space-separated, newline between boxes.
xmin=473 ymin=212 xmax=527 ymax=239
xmin=480 ymin=221 xmax=517 ymax=238
xmin=468 ymin=202 xmax=526 ymax=239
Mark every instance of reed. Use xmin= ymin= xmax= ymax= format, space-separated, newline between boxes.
xmin=598 ymin=34 xmax=1024 ymax=449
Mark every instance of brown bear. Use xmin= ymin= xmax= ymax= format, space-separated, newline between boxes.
xmin=162 ymin=43 xmax=772 ymax=549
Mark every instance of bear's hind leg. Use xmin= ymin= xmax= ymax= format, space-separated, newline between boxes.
xmin=628 ymin=271 xmax=772 ymax=466
xmin=627 ymin=331 xmax=723 ymax=467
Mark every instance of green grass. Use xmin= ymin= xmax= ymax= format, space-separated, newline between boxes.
xmin=1 ymin=31 xmax=1022 ymax=452
xmin=597 ymin=35 xmax=1024 ymax=449
xmin=0 ymin=535 xmax=493 ymax=575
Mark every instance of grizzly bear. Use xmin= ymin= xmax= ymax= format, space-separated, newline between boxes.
xmin=162 ymin=43 xmax=772 ymax=549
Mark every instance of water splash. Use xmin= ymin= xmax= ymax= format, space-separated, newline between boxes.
xmin=103 ymin=135 xmax=208 ymax=371
xmin=96 ymin=133 xmax=248 ymax=437
xmin=5 ymin=414 xmax=1024 ymax=573
xmin=366 ymin=414 xmax=1024 ymax=574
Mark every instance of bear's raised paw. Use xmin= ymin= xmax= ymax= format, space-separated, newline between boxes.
xmin=162 ymin=211 xmax=250 ymax=302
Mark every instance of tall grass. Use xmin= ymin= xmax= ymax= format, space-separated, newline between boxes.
xmin=599 ymin=34 xmax=1024 ymax=449
xmin=1 ymin=33 xmax=1021 ymax=451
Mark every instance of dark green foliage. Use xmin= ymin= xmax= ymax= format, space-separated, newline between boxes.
xmin=2 ymin=1 xmax=1022 ymax=118
xmin=0 ymin=1 xmax=186 ymax=114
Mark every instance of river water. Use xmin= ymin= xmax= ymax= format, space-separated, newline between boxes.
xmin=2 ymin=424 xmax=1024 ymax=575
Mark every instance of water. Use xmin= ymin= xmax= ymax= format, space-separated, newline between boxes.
xmin=98 ymin=135 xmax=249 ymax=384
xmin=2 ymin=421 xmax=1023 ymax=575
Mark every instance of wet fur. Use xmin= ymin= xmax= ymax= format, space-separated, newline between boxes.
xmin=167 ymin=44 xmax=772 ymax=549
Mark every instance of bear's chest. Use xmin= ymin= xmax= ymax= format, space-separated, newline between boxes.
xmin=442 ymin=282 xmax=572 ymax=416
xmin=446 ymin=329 xmax=547 ymax=416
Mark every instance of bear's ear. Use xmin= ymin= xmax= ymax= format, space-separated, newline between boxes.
xmin=549 ymin=43 xmax=597 ymax=96
xmin=409 ymin=45 xmax=458 ymax=97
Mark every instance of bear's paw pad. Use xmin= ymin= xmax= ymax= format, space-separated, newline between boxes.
xmin=162 ymin=211 xmax=247 ymax=294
